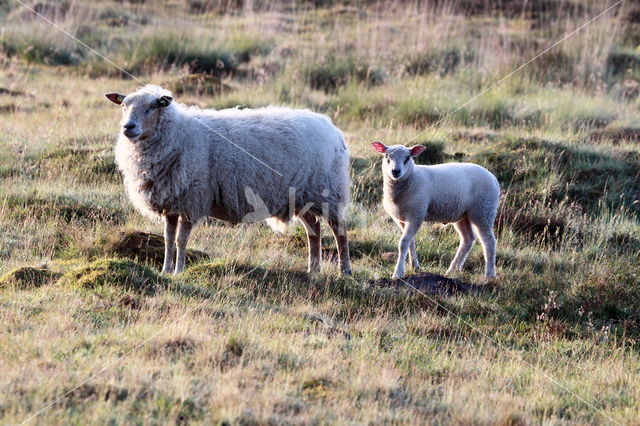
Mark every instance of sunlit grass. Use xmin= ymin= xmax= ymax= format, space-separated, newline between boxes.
xmin=0 ymin=0 xmax=639 ymax=423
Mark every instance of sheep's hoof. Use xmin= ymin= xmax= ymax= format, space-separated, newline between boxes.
xmin=341 ymin=269 xmax=352 ymax=276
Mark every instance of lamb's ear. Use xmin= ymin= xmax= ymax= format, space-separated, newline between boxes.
xmin=157 ymin=95 xmax=173 ymax=108
xmin=371 ymin=142 xmax=387 ymax=154
xmin=105 ymin=93 xmax=126 ymax=105
xmin=410 ymin=145 xmax=426 ymax=157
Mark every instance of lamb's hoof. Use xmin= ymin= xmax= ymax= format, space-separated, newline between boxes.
xmin=483 ymin=276 xmax=498 ymax=285
xmin=341 ymin=269 xmax=352 ymax=276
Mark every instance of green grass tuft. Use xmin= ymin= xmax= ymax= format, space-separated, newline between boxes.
xmin=0 ymin=266 xmax=59 ymax=289
xmin=304 ymin=53 xmax=385 ymax=93
xmin=57 ymin=258 xmax=168 ymax=294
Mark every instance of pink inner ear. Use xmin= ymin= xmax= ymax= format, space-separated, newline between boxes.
xmin=411 ymin=145 xmax=426 ymax=156
xmin=371 ymin=142 xmax=387 ymax=153
xmin=105 ymin=93 xmax=123 ymax=105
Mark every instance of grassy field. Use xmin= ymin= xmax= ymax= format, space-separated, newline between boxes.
xmin=1 ymin=0 xmax=640 ymax=423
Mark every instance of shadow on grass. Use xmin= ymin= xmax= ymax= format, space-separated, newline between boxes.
xmin=1 ymin=193 xmax=126 ymax=225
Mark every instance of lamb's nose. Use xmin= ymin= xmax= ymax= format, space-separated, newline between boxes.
xmin=392 ymin=169 xmax=401 ymax=177
xmin=123 ymin=123 xmax=136 ymax=130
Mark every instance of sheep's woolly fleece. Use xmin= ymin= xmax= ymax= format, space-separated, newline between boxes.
xmin=114 ymin=85 xmax=351 ymax=231
xmin=375 ymin=143 xmax=499 ymax=279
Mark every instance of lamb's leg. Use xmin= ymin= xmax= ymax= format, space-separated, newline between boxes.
xmin=174 ymin=215 xmax=193 ymax=275
xmin=446 ymin=217 xmax=475 ymax=276
xmin=473 ymin=225 xmax=497 ymax=280
xmin=409 ymin=238 xmax=420 ymax=270
xmin=299 ymin=212 xmax=321 ymax=273
xmin=393 ymin=218 xmax=419 ymax=270
xmin=392 ymin=220 xmax=421 ymax=279
xmin=162 ymin=215 xmax=178 ymax=274
xmin=328 ymin=217 xmax=352 ymax=275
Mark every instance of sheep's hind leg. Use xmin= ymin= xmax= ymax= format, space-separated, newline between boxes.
xmin=393 ymin=221 xmax=421 ymax=280
xmin=174 ymin=216 xmax=193 ymax=275
xmin=299 ymin=212 xmax=321 ymax=273
xmin=162 ymin=215 xmax=178 ymax=274
xmin=328 ymin=217 xmax=352 ymax=275
xmin=446 ymin=217 xmax=475 ymax=276
xmin=472 ymin=224 xmax=497 ymax=280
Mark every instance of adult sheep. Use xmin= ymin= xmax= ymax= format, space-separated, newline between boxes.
xmin=105 ymin=85 xmax=352 ymax=275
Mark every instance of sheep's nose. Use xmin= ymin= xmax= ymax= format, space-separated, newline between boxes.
xmin=392 ymin=169 xmax=401 ymax=177
xmin=123 ymin=123 xmax=136 ymax=130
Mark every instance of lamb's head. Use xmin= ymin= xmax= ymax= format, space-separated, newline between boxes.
xmin=105 ymin=85 xmax=173 ymax=142
xmin=371 ymin=142 xmax=426 ymax=181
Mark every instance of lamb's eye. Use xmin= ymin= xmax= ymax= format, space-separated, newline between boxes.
xmin=146 ymin=104 xmax=157 ymax=113
xmin=404 ymin=157 xmax=410 ymax=164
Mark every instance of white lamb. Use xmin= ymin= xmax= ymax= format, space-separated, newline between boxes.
xmin=105 ymin=85 xmax=352 ymax=275
xmin=371 ymin=142 xmax=500 ymax=280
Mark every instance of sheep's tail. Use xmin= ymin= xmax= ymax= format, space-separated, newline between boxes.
xmin=265 ymin=217 xmax=289 ymax=233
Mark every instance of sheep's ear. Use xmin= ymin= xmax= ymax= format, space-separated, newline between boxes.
xmin=410 ymin=145 xmax=426 ymax=157
xmin=371 ymin=142 xmax=387 ymax=154
xmin=105 ymin=93 xmax=126 ymax=105
xmin=157 ymin=95 xmax=173 ymax=108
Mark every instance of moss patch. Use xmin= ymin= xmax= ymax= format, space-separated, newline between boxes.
xmin=58 ymin=258 xmax=168 ymax=294
xmin=0 ymin=266 xmax=58 ymax=289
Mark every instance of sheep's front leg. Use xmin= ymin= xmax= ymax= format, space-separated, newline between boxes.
xmin=393 ymin=218 xmax=420 ymax=271
xmin=162 ymin=215 xmax=179 ymax=274
xmin=174 ymin=216 xmax=193 ymax=275
xmin=392 ymin=221 xmax=421 ymax=280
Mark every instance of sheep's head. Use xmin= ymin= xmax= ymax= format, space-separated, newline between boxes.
xmin=105 ymin=85 xmax=173 ymax=142
xmin=371 ymin=142 xmax=426 ymax=181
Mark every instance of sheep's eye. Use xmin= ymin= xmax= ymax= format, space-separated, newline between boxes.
xmin=147 ymin=104 xmax=157 ymax=113
xmin=404 ymin=156 xmax=410 ymax=164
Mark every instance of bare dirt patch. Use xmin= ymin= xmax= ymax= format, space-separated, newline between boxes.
xmin=104 ymin=230 xmax=210 ymax=269
xmin=370 ymin=272 xmax=484 ymax=296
